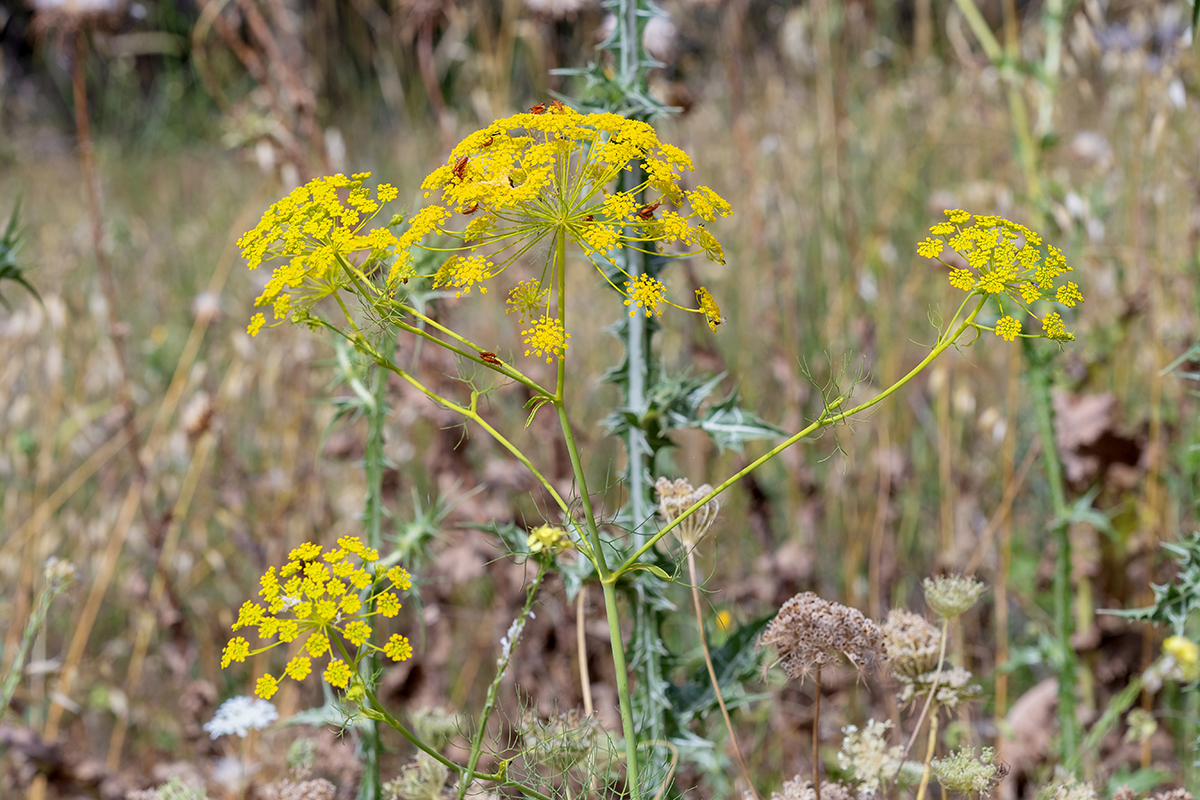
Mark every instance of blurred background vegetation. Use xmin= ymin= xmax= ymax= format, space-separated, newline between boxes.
xmin=1 ymin=0 xmax=1198 ymax=797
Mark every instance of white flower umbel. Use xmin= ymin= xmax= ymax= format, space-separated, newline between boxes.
xmin=203 ymin=695 xmax=279 ymax=739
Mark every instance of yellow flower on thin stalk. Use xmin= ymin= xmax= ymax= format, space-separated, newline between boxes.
xmin=219 ymin=536 xmax=415 ymax=700
xmin=916 ymin=210 xmax=1084 ymax=343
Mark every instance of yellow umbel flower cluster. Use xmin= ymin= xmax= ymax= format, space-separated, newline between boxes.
xmin=391 ymin=103 xmax=731 ymax=357
xmin=238 ymin=173 xmax=400 ymax=336
xmin=917 ymin=210 xmax=1083 ymax=342
xmin=220 ymin=536 xmax=414 ymax=699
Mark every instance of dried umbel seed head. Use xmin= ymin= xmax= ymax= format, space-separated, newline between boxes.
xmin=882 ymin=608 xmax=942 ymax=679
xmin=932 ymin=746 xmax=1007 ymax=795
xmin=769 ymin=778 xmax=856 ymax=800
xmin=1038 ymin=771 xmax=1097 ymax=800
xmin=897 ymin=665 xmax=982 ymax=708
xmin=1151 ymin=790 xmax=1195 ymax=800
xmin=923 ymin=574 xmax=986 ymax=619
xmin=655 ymin=477 xmax=719 ymax=548
xmin=258 ymin=779 xmax=338 ymax=800
xmin=761 ymin=592 xmax=882 ymax=680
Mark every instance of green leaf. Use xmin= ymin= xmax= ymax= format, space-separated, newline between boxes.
xmin=1102 ymin=532 xmax=1200 ymax=635
xmin=0 ymin=201 xmax=39 ymax=311
xmin=625 ymin=562 xmax=672 ymax=582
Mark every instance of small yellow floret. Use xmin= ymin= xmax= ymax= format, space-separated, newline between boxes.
xmin=522 ymin=315 xmax=570 ymax=363
xmin=917 ymin=238 xmax=944 ymax=258
xmin=324 ymin=659 xmax=353 ymax=689
xmin=528 ymin=524 xmax=572 ymax=554
xmin=624 ymin=274 xmax=666 ymax=318
xmin=385 ymin=634 xmax=414 ymax=662
xmin=255 ymin=673 xmax=279 ymax=700
xmin=995 ymin=316 xmax=1022 ymax=341
xmin=284 ymin=655 xmax=312 ymax=681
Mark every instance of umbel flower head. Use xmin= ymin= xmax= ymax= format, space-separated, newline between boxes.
xmin=220 ymin=536 xmax=415 ymax=699
xmin=238 ymin=173 xmax=401 ymax=337
xmin=916 ymin=210 xmax=1083 ymax=343
xmin=897 ymin=664 xmax=983 ymax=708
xmin=761 ymin=592 xmax=882 ymax=680
xmin=390 ymin=103 xmax=731 ymax=360
xmin=923 ymin=574 xmax=986 ymax=619
xmin=655 ymin=476 xmax=719 ymax=548
xmin=932 ymin=746 xmax=1008 ymax=795
xmin=881 ymin=608 xmax=941 ymax=679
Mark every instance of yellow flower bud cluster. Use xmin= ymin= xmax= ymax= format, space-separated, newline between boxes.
xmin=916 ymin=210 xmax=1083 ymax=343
xmin=220 ymin=537 xmax=414 ymax=699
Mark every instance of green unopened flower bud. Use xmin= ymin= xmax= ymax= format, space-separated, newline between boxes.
xmin=923 ymin=574 xmax=986 ymax=619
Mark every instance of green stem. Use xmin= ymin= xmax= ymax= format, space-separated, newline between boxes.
xmin=390 ymin=302 xmax=552 ymax=397
xmin=549 ymin=224 xmax=642 ymax=797
xmin=616 ymin=296 xmax=989 ymax=578
xmin=1025 ymin=340 xmax=1078 ymax=766
xmin=460 ymin=563 xmax=548 ymax=799
xmin=600 ymin=579 xmax=643 ymax=797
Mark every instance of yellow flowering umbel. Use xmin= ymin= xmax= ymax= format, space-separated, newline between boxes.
xmin=392 ymin=102 xmax=731 ymax=361
xmin=238 ymin=173 xmax=401 ymax=336
xmin=917 ymin=210 xmax=1083 ymax=343
xmin=220 ymin=536 xmax=415 ymax=699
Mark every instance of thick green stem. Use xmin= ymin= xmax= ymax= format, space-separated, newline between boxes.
xmin=601 ymin=578 xmax=643 ymax=797
xmin=460 ymin=563 xmax=548 ymax=798
xmin=1025 ymin=341 xmax=1078 ymax=765
xmin=548 ymin=225 xmax=643 ymax=796
xmin=616 ymin=296 xmax=989 ymax=577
